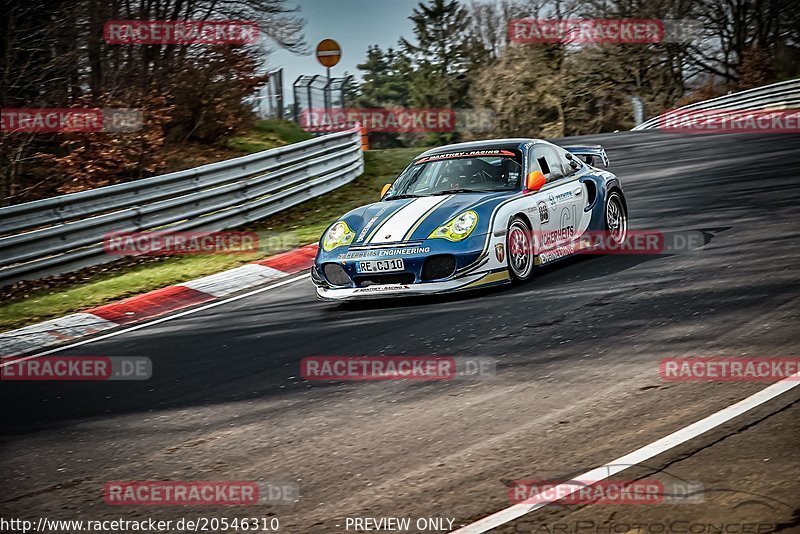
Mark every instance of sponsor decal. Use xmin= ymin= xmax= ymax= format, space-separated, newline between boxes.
xmin=337 ymin=247 xmax=430 ymax=260
xmin=660 ymin=357 xmax=800 ymax=382
xmin=541 ymin=226 xmax=575 ymax=247
xmin=353 ymin=284 xmax=412 ymax=293
xmin=537 ymin=201 xmax=549 ymax=223
xmin=547 ymin=190 xmax=574 ymax=207
xmin=357 ymin=204 xmax=393 ymax=243
xmin=509 ymin=479 xmax=704 ymax=505
xmin=540 ymin=242 xmax=575 ymax=264
xmin=495 ymin=243 xmax=505 ymax=263
xmin=103 ymin=20 xmax=259 ymax=45
xmin=414 ymin=149 xmax=517 ymax=164
xmin=1 ymin=356 xmax=151 ymax=381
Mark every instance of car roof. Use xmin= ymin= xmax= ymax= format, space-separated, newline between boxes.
xmin=417 ymin=138 xmax=547 ymax=158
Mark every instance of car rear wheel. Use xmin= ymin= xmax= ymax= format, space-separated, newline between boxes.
xmin=507 ymin=216 xmax=534 ymax=281
xmin=605 ymin=191 xmax=627 ymax=245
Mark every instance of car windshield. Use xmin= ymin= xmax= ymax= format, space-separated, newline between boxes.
xmin=384 ymin=152 xmax=523 ymax=199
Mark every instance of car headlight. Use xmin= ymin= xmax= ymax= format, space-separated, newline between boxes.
xmin=429 ymin=210 xmax=478 ymax=241
xmin=322 ymin=221 xmax=355 ymax=252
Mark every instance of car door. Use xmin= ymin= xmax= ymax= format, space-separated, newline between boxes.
xmin=528 ymin=144 xmax=588 ymax=255
xmin=551 ymin=144 xmax=592 ymax=238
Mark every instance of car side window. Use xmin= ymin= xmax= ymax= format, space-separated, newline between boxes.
xmin=554 ymin=146 xmax=582 ymax=176
xmin=532 ymin=146 xmax=566 ymax=182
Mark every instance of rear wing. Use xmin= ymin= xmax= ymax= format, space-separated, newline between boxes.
xmin=563 ymin=145 xmax=609 ymax=168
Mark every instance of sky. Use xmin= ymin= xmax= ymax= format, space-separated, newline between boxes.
xmin=267 ymin=0 xmax=423 ymax=105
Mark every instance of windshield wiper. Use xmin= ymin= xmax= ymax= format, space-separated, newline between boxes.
xmin=436 ymin=188 xmax=489 ymax=194
xmin=383 ymin=194 xmax=421 ymax=200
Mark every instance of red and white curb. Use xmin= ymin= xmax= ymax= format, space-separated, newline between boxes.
xmin=0 ymin=244 xmax=318 ymax=358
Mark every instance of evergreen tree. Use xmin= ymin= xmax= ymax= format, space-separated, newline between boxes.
xmin=400 ymin=0 xmax=475 ymax=109
xmin=356 ymin=46 xmax=411 ymax=107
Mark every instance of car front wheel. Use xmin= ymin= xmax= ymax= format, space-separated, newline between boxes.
xmin=507 ymin=216 xmax=534 ymax=281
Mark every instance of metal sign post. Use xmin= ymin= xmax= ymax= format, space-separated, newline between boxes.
xmin=316 ymin=39 xmax=342 ymax=118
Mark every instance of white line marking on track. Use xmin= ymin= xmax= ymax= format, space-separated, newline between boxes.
xmin=0 ymin=273 xmax=310 ymax=367
xmin=451 ymin=371 xmax=800 ymax=533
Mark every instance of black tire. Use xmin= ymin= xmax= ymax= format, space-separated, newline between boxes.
xmin=604 ymin=191 xmax=627 ymax=245
xmin=507 ymin=216 xmax=534 ymax=282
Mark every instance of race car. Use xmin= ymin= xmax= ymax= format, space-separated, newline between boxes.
xmin=311 ymin=138 xmax=627 ymax=300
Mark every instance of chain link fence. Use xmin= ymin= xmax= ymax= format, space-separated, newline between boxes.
xmin=292 ymin=75 xmax=353 ymax=125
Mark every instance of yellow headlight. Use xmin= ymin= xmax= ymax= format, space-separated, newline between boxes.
xmin=428 ymin=211 xmax=478 ymax=241
xmin=322 ymin=221 xmax=355 ymax=252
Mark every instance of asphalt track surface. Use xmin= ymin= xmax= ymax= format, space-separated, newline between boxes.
xmin=2 ymin=131 xmax=799 ymax=533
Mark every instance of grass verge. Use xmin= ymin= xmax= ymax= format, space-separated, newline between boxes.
xmin=227 ymin=119 xmax=313 ymax=153
xmin=0 ymin=146 xmax=426 ymax=332
xmin=163 ymin=120 xmax=313 ymax=172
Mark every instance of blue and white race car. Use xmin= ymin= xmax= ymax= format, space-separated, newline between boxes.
xmin=311 ymin=138 xmax=627 ymax=300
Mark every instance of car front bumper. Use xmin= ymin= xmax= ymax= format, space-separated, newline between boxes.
xmin=312 ymin=234 xmax=510 ymax=300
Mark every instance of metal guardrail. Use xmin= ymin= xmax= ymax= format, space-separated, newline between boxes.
xmin=633 ymin=78 xmax=800 ymax=130
xmin=0 ymin=126 xmax=364 ymax=286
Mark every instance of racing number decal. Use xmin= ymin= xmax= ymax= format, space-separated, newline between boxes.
xmin=537 ymin=201 xmax=549 ymax=224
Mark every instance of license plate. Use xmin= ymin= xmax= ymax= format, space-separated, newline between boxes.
xmin=357 ymin=258 xmax=404 ymax=273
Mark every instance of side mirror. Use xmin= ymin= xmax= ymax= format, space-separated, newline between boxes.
xmin=380 ymin=183 xmax=392 ymax=198
xmin=525 ymin=171 xmax=546 ymax=192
